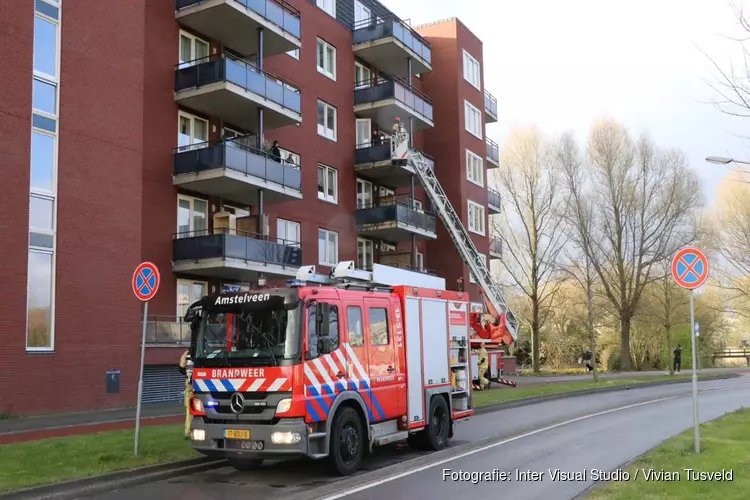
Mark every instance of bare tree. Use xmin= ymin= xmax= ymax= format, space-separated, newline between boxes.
xmin=492 ymin=126 xmax=569 ymax=373
xmin=559 ymin=119 xmax=701 ymax=370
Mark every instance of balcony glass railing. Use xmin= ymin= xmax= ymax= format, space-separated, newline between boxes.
xmin=489 ymin=237 xmax=503 ymax=255
xmin=173 ymin=230 xmax=302 ymax=267
xmin=352 ymin=16 xmax=431 ymax=64
xmin=354 ymin=138 xmax=434 ymax=170
xmin=354 ymin=76 xmax=433 ymax=122
xmin=176 ymin=0 xmax=301 ymax=40
xmin=356 ymin=197 xmax=437 ymax=233
xmin=174 ymin=53 xmax=301 ymax=115
xmin=144 ymin=316 xmax=191 ymax=345
xmin=174 ymin=137 xmax=302 ymax=191
xmin=484 ymin=90 xmax=498 ymax=119
xmin=486 ymin=138 xmax=499 ymax=164
xmin=488 ymin=188 xmax=501 ymax=209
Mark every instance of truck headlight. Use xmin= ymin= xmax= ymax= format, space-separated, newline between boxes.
xmin=275 ymin=398 xmax=292 ymax=414
xmin=271 ymin=431 xmax=301 ymax=445
xmin=191 ymin=398 xmax=205 ymax=413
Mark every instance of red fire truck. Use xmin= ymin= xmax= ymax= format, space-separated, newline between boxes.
xmin=185 ymin=261 xmax=475 ymax=475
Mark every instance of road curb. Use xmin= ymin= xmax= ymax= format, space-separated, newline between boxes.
xmin=474 ymin=373 xmax=741 ymax=415
xmin=0 ymin=457 xmax=226 ymax=500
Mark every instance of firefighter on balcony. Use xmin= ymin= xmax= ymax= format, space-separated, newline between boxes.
xmin=179 ymin=349 xmax=193 ymax=439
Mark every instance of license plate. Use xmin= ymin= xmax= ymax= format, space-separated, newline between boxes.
xmin=224 ymin=429 xmax=250 ymax=440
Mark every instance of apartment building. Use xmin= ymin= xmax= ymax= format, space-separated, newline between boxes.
xmin=0 ymin=0 xmax=501 ymax=415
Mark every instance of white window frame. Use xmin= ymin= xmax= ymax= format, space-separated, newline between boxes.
xmin=319 ymin=228 xmax=339 ymax=266
xmin=277 ymin=218 xmax=301 ymax=248
xmin=355 ymin=118 xmax=372 ymax=148
xmin=286 ymin=48 xmax=300 ymax=59
xmin=178 ymin=110 xmax=209 ymax=150
xmin=470 ymin=253 xmax=487 ymax=283
xmin=354 ymin=0 xmax=371 ymax=24
xmin=467 ymin=200 xmax=486 ymax=236
xmin=318 ymin=164 xmax=338 ymax=204
xmin=317 ymin=100 xmax=337 ymax=141
xmin=464 ymin=100 xmax=482 ymax=139
xmin=27 ymin=0 xmax=62 ymax=352
xmin=178 ymin=30 xmax=209 ymax=68
xmin=463 ymin=49 xmax=481 ymax=90
xmin=356 ymin=178 xmax=373 ymax=208
xmin=316 ymin=0 xmax=336 ymax=18
xmin=316 ymin=38 xmax=336 ymax=80
xmin=355 ymin=62 xmax=371 ymax=89
xmin=466 ymin=149 xmax=484 ymax=187
xmin=416 ymin=251 xmax=424 ymax=269
xmin=357 ymin=238 xmax=375 ymax=269
xmin=177 ymin=194 xmax=209 ymax=235
xmin=177 ymin=279 xmax=207 ymax=319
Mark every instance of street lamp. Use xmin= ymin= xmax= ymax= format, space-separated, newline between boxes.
xmin=705 ymin=156 xmax=750 ymax=166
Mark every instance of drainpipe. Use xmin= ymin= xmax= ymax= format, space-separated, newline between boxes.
xmin=407 ymin=56 xmax=417 ymax=268
xmin=257 ymin=27 xmax=265 ymax=242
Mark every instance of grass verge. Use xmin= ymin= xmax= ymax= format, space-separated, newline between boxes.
xmin=587 ymin=407 xmax=750 ymax=499
xmin=473 ymin=373 xmax=729 ymax=407
xmin=0 ymin=424 xmax=197 ymax=493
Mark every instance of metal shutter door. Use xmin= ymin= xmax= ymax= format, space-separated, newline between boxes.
xmin=143 ymin=365 xmax=185 ymax=404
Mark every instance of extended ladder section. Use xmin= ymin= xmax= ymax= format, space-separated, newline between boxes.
xmin=292 ymin=260 xmax=445 ymax=291
xmin=393 ymin=132 xmax=519 ymax=339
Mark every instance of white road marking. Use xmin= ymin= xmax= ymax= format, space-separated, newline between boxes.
xmin=318 ymin=382 xmax=748 ymax=499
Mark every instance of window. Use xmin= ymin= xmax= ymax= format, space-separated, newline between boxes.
xmin=323 ymin=305 xmax=340 ymax=351
xmin=318 ymin=164 xmax=338 ymax=203
xmin=177 ymin=280 xmax=207 ymax=319
xmin=178 ymin=111 xmax=208 ymax=150
xmin=179 ymin=30 xmax=209 ymax=68
xmin=347 ymin=306 xmax=364 ymax=347
xmin=355 ymin=118 xmax=371 ymax=148
xmin=355 ymin=62 xmax=371 ymax=89
xmin=356 ymin=178 xmax=373 ymax=208
xmin=286 ymin=48 xmax=299 ymax=59
xmin=316 ymin=0 xmax=335 ymax=17
xmin=465 ymin=100 xmax=482 ymax=139
xmin=317 ymin=100 xmax=337 ymax=141
xmin=463 ymin=50 xmax=481 ymax=90
xmin=357 ymin=238 xmax=374 ymax=269
xmin=27 ymin=0 xmax=61 ymax=352
xmin=307 ymin=302 xmax=318 ymax=359
xmin=354 ymin=0 xmax=371 ymax=24
xmin=318 ymin=229 xmax=339 ymax=266
xmin=468 ymin=200 xmax=485 ymax=235
xmin=416 ymin=251 xmax=424 ymax=269
xmin=369 ymin=308 xmax=390 ymax=346
xmin=316 ymin=38 xmax=336 ymax=80
xmin=466 ymin=149 xmax=484 ymax=186
xmin=470 ymin=253 xmax=487 ymax=283
xmin=177 ymin=194 xmax=208 ymax=237
xmin=277 ymin=218 xmax=301 ymax=247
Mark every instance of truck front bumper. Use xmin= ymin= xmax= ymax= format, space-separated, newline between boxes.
xmin=189 ymin=418 xmax=310 ymax=459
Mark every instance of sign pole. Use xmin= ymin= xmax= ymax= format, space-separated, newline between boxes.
xmin=134 ymin=300 xmax=148 ymax=456
xmin=689 ymin=290 xmax=700 ymax=453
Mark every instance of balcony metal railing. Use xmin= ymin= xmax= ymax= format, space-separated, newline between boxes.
xmin=361 ymin=263 xmax=437 ymax=276
xmin=352 ymin=16 xmax=431 ymax=64
xmin=356 ymin=196 xmax=437 ymax=233
xmin=354 ymin=137 xmax=434 ymax=170
xmin=144 ymin=315 xmax=191 ymax=345
xmin=174 ymin=137 xmax=302 ymax=191
xmin=484 ymin=90 xmax=498 ymax=119
xmin=486 ymin=137 xmax=499 ymax=164
xmin=173 ymin=229 xmax=302 ymax=267
xmin=174 ymin=53 xmax=302 ymax=115
xmin=176 ymin=0 xmax=302 ymax=41
xmin=354 ymin=76 xmax=433 ymax=122
xmin=488 ymin=188 xmax=501 ymax=209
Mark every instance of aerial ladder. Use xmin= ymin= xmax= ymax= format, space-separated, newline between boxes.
xmin=392 ymin=130 xmax=519 ymax=387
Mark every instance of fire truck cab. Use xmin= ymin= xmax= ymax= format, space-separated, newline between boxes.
xmin=185 ymin=261 xmax=474 ymax=476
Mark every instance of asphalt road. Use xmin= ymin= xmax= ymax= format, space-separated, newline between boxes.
xmin=90 ymin=375 xmax=750 ymax=500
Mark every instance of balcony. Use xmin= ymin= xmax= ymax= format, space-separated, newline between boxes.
xmin=173 ymin=230 xmax=302 ymax=280
xmin=354 ymin=138 xmax=434 ymax=187
xmin=173 ymin=138 xmax=302 ymax=204
xmin=174 ymin=53 xmax=301 ymax=131
xmin=145 ymin=316 xmax=191 ymax=345
xmin=356 ymin=197 xmax=437 ymax=242
xmin=354 ymin=76 xmax=433 ymax=131
xmin=486 ymin=138 xmax=499 ymax=168
xmin=489 ymin=237 xmax=503 ymax=259
xmin=484 ymin=90 xmax=498 ymax=123
xmin=488 ymin=188 xmax=501 ymax=214
xmin=352 ymin=16 xmax=431 ymax=76
xmin=175 ymin=0 xmax=301 ymax=57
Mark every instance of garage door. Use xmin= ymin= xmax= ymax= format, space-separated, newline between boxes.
xmin=143 ymin=365 xmax=186 ymax=404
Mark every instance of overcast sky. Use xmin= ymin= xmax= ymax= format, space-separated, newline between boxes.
xmin=379 ymin=0 xmax=750 ymax=205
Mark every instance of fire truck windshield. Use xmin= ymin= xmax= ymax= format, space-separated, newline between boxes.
xmin=194 ymin=303 xmax=301 ymax=366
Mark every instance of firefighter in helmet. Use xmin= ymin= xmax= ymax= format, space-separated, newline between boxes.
xmin=477 ymin=345 xmax=490 ymax=390
xmin=179 ymin=349 xmax=193 ymax=438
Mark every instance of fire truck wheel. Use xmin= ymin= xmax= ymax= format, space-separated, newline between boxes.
xmin=328 ymin=406 xmax=364 ymax=476
xmin=227 ymin=458 xmax=263 ymax=471
xmin=425 ymin=396 xmax=450 ymax=451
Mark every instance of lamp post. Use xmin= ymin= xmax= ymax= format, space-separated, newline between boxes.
xmin=705 ymin=156 xmax=750 ymax=183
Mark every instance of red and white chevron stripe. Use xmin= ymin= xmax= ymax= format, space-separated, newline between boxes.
xmin=303 ymin=343 xmax=369 ymax=394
